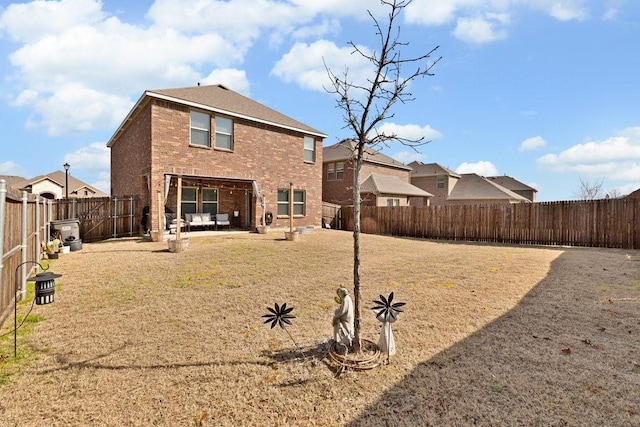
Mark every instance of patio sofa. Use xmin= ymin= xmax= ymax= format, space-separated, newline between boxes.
xmin=185 ymin=213 xmax=217 ymax=231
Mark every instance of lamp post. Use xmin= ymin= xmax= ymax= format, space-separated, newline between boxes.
xmin=13 ymin=261 xmax=61 ymax=357
xmin=63 ymin=163 xmax=70 ymax=200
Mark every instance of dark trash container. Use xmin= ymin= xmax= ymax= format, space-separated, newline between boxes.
xmin=51 ymin=219 xmax=80 ymax=242
xmin=65 ymin=236 xmax=83 ymax=251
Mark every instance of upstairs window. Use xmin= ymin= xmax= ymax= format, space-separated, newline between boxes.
xmin=190 ymin=111 xmax=210 ymax=147
xmin=215 ymin=116 xmax=233 ymax=150
xmin=326 ymin=162 xmax=344 ymax=180
xmin=277 ymin=189 xmax=306 ymax=216
xmin=303 ymin=136 xmax=315 ymax=162
xmin=327 ymin=163 xmax=335 ymax=180
xmin=335 ymin=162 xmax=344 ymax=179
xmin=436 ymin=176 xmax=445 ymax=189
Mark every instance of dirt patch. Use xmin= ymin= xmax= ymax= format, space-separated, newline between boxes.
xmin=0 ymin=230 xmax=638 ymax=426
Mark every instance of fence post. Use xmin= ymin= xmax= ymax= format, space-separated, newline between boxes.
xmin=0 ymin=180 xmax=6 ymax=300
xmin=34 ymin=193 xmax=40 ymax=262
xmin=20 ymin=190 xmax=28 ymax=299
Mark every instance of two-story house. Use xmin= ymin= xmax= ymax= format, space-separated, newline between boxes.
xmin=323 ymin=139 xmax=432 ymax=207
xmin=108 ymin=84 xmax=326 ymax=238
xmin=409 ymin=161 xmax=533 ymax=205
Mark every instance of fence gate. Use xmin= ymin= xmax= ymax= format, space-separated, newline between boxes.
xmin=53 ymin=196 xmax=139 ymax=242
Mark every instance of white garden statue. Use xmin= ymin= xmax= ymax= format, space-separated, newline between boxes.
xmin=332 ymin=287 xmax=354 ymax=347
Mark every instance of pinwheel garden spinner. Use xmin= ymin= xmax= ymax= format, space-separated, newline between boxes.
xmin=372 ymin=292 xmax=406 ymax=363
xmin=262 ymin=302 xmax=304 ymax=358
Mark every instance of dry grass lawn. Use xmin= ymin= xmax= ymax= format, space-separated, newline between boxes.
xmin=0 ymin=229 xmax=639 ymax=426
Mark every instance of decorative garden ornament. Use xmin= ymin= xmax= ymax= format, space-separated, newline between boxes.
xmin=332 ymin=288 xmax=354 ymax=347
xmin=262 ymin=302 xmax=304 ymax=360
xmin=372 ymin=292 xmax=406 ymax=362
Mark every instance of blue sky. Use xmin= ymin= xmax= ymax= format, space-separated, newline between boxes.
xmin=1 ymin=0 xmax=639 ymax=201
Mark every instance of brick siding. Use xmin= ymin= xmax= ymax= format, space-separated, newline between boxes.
xmin=111 ymin=99 xmax=323 ymax=232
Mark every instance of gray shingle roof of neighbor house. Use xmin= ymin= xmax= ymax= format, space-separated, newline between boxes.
xmin=408 ymin=161 xmax=461 ymax=178
xmin=323 ymin=139 xmax=412 ymax=171
xmin=486 ymin=175 xmax=537 ymax=193
xmin=360 ymin=173 xmax=433 ymax=197
xmin=108 ymin=84 xmax=326 ymax=146
xmin=448 ymin=173 xmax=530 ymax=202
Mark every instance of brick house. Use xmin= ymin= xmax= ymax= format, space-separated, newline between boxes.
xmin=323 ymin=139 xmax=432 ymax=207
xmin=409 ymin=161 xmax=532 ymax=205
xmin=108 ymin=84 xmax=326 ymax=237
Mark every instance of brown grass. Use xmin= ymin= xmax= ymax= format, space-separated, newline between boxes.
xmin=0 ymin=229 xmax=638 ymax=426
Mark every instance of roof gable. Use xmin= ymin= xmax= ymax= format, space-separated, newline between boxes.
xmin=486 ymin=175 xmax=537 ymax=192
xmin=409 ymin=161 xmax=460 ymax=178
xmin=109 ymin=84 xmax=326 ymax=146
xmin=323 ymin=139 xmax=411 ymax=171
xmin=361 ymin=173 xmax=433 ymax=197
xmin=448 ymin=173 xmax=529 ymax=202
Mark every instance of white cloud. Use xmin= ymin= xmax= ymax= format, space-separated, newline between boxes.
xmin=0 ymin=0 xmax=105 ymax=43
xmin=91 ymin=170 xmax=111 ymax=194
xmin=376 ymin=122 xmax=443 ymax=142
xmin=537 ymin=127 xmax=640 ymax=180
xmin=532 ymin=0 xmax=590 ymax=21
xmin=0 ymin=161 xmax=27 ymax=176
xmin=201 ymin=69 xmax=251 ymax=96
xmin=65 ymin=142 xmax=110 ymax=170
xmin=392 ymin=150 xmax=427 ymax=164
xmin=453 ymin=15 xmax=509 ymax=44
xmin=23 ymin=83 xmax=133 ymax=135
xmin=271 ymin=40 xmax=373 ymax=91
xmin=519 ymin=135 xmax=547 ymax=151
xmin=456 ymin=161 xmax=500 ymax=176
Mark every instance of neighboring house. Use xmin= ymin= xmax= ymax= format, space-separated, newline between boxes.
xmin=408 ymin=162 xmax=461 ymax=206
xmin=2 ymin=171 xmax=106 ymax=199
xmin=323 ymin=139 xmax=432 ymax=207
xmin=409 ymin=162 xmax=531 ymax=205
xmin=486 ymin=175 xmax=537 ymax=202
xmin=107 ymin=84 xmax=326 ymax=235
xmin=447 ymin=173 xmax=531 ymax=204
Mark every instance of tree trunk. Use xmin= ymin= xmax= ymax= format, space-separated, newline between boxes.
xmin=352 ymin=143 xmax=365 ymax=353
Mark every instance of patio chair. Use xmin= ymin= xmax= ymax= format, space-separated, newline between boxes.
xmin=215 ymin=213 xmax=231 ymax=230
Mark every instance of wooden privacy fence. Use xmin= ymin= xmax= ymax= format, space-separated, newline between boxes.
xmin=322 ymin=202 xmax=342 ymax=229
xmin=0 ymin=181 xmax=51 ymax=329
xmin=341 ymin=198 xmax=640 ymax=249
xmin=52 ymin=196 xmax=139 ymax=242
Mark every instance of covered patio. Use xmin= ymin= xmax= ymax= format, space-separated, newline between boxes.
xmin=162 ymin=174 xmax=263 ymax=233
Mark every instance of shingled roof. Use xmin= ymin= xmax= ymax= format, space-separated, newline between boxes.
xmin=360 ymin=173 xmax=433 ymax=197
xmin=323 ymin=139 xmax=411 ymax=171
xmin=486 ymin=175 xmax=537 ymax=192
xmin=448 ymin=173 xmax=530 ymax=202
xmin=108 ymin=84 xmax=326 ymax=146
xmin=408 ymin=161 xmax=460 ymax=178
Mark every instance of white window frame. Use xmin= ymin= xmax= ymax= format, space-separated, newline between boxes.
xmin=303 ymin=136 xmax=315 ymax=162
xmin=190 ymin=111 xmax=210 ymax=147
xmin=436 ymin=176 xmax=445 ymax=189
xmin=386 ymin=198 xmax=400 ymax=207
xmin=214 ymin=116 xmax=233 ymax=150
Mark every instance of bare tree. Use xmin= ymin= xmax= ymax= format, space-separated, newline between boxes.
xmin=575 ymin=176 xmax=605 ymax=200
xmin=325 ymin=0 xmax=440 ymax=352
